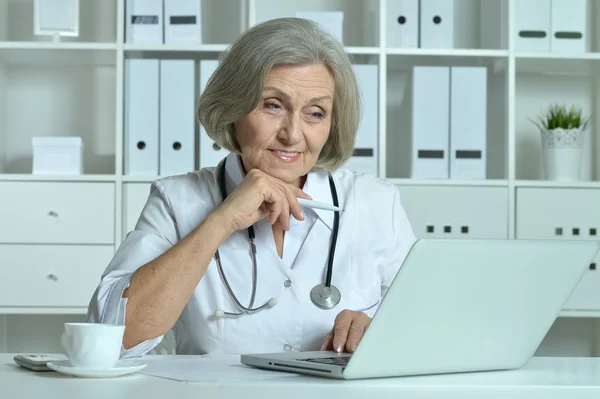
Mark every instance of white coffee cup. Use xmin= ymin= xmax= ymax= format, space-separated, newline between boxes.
xmin=60 ymin=323 xmax=125 ymax=369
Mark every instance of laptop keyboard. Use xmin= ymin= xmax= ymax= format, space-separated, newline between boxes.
xmin=300 ymin=356 xmax=351 ymax=366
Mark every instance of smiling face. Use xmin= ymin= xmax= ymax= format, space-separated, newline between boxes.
xmin=234 ymin=63 xmax=335 ymax=187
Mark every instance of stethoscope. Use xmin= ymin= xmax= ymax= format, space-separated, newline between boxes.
xmin=213 ymin=156 xmax=341 ymax=318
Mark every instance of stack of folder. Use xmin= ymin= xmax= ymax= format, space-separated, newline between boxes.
xmin=386 ymin=0 xmax=479 ymax=49
xmin=516 ymin=0 xmax=591 ymax=53
xmin=126 ymin=0 xmax=202 ymax=44
xmin=408 ymin=66 xmax=488 ymax=180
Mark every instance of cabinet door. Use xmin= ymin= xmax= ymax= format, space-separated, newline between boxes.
xmin=0 ymin=245 xmax=114 ymax=307
xmin=395 ymin=186 xmax=509 ymax=239
xmin=516 ymin=188 xmax=600 ymax=311
xmin=123 ymin=183 xmax=152 ymax=238
xmin=0 ymin=182 xmax=115 ymax=244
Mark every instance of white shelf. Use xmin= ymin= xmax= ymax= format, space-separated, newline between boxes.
xmin=0 ymin=42 xmax=118 ymax=51
xmin=559 ymin=310 xmax=600 ymax=318
xmin=387 ymin=178 xmax=509 ymax=187
xmin=122 ymin=176 xmax=163 ymax=183
xmin=0 ymin=47 xmax=117 ymax=66
xmin=515 ymin=52 xmax=600 ymax=61
xmin=0 ymin=174 xmax=116 ymax=182
xmin=387 ymin=48 xmax=509 ymax=57
xmin=0 ymin=307 xmax=87 ymax=315
xmin=123 ymin=44 xmax=229 ymax=53
xmin=515 ymin=180 xmax=600 ymax=189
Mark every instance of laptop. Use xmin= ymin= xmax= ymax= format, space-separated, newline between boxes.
xmin=241 ymin=238 xmax=600 ymax=379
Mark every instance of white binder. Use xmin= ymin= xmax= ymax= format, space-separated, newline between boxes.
xmin=386 ymin=0 xmax=418 ymax=48
xmin=419 ymin=0 xmax=477 ymax=49
xmin=295 ymin=11 xmax=343 ymax=43
xmin=199 ymin=60 xmax=228 ymax=169
xmin=516 ymin=0 xmax=551 ymax=52
xmin=125 ymin=0 xmax=163 ymax=44
xmin=343 ymin=64 xmax=378 ymax=176
xmin=164 ymin=0 xmax=202 ymax=44
xmin=410 ymin=67 xmax=450 ymax=179
xmin=159 ymin=60 xmax=195 ymax=176
xmin=124 ymin=59 xmax=159 ymax=176
xmin=450 ymin=67 xmax=487 ymax=180
xmin=551 ymin=0 xmax=591 ymax=53
xmin=420 ymin=0 xmax=454 ymax=48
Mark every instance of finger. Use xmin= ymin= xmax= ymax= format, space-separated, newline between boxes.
xmin=345 ymin=314 xmax=371 ymax=353
xmin=277 ymin=197 xmax=291 ymax=231
xmin=332 ymin=311 xmax=353 ymax=353
xmin=265 ymin=195 xmax=282 ymax=226
xmin=283 ymin=186 xmax=304 ymax=222
xmin=292 ymin=186 xmax=312 ymax=200
xmin=320 ymin=330 xmax=334 ymax=351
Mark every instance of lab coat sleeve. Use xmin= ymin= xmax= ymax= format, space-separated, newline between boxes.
xmin=380 ymin=187 xmax=417 ymax=298
xmin=87 ymin=180 xmax=179 ymax=358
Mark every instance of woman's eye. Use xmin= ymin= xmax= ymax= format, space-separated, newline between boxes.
xmin=309 ymin=110 xmax=326 ymax=119
xmin=265 ymin=102 xmax=280 ymax=110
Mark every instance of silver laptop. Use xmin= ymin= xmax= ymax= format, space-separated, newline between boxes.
xmin=241 ymin=238 xmax=600 ymax=379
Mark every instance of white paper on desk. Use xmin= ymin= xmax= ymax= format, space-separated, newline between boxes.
xmin=138 ymin=355 xmax=298 ymax=382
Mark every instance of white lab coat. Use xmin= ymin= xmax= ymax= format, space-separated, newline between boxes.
xmin=87 ymin=153 xmax=416 ymax=357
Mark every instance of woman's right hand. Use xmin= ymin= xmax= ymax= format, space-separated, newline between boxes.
xmin=215 ymin=168 xmax=312 ymax=233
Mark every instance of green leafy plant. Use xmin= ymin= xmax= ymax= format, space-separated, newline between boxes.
xmin=531 ymin=104 xmax=592 ymax=131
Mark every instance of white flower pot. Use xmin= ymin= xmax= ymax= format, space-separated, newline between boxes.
xmin=540 ymin=128 xmax=584 ymax=181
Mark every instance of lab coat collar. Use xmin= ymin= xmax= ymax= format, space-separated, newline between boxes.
xmin=221 ymin=152 xmax=336 ymax=231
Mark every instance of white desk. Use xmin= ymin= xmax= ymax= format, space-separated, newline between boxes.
xmin=2 ymin=354 xmax=600 ymax=399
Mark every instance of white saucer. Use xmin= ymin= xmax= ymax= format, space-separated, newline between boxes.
xmin=46 ymin=360 xmax=147 ymax=378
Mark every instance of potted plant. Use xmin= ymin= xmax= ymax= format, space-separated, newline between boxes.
xmin=531 ymin=104 xmax=591 ymax=181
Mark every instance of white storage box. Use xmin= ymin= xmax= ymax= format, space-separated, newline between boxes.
xmin=32 ymin=137 xmax=84 ymax=175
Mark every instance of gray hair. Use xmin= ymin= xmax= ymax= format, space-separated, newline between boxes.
xmin=196 ymin=17 xmax=361 ymax=170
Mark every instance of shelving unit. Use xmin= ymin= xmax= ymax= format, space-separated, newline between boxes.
xmin=1 ymin=0 xmax=600 ymax=356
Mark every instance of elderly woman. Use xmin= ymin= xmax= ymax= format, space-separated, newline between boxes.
xmin=88 ymin=17 xmax=416 ymax=357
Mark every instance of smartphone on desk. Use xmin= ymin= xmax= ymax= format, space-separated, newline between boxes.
xmin=14 ymin=354 xmax=68 ymax=371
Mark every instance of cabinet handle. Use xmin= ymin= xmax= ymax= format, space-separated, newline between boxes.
xmin=47 ymin=273 xmax=58 ymax=282
xmin=48 ymin=211 xmax=58 ymax=218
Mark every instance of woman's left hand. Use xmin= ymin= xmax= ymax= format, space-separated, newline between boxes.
xmin=320 ymin=310 xmax=372 ymax=353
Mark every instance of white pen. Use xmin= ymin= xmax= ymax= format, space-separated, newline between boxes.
xmin=297 ymin=198 xmax=343 ymax=212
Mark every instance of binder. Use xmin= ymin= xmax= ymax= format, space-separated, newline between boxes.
xmin=420 ymin=0 xmax=453 ymax=48
xmin=125 ymin=0 xmax=163 ymax=44
xmin=551 ymin=0 xmax=591 ymax=53
xmin=515 ymin=0 xmax=551 ymax=52
xmin=419 ymin=0 xmax=477 ymax=49
xmin=295 ymin=11 xmax=344 ymax=43
xmin=410 ymin=67 xmax=450 ymax=179
xmin=199 ymin=60 xmax=228 ymax=169
xmin=450 ymin=67 xmax=487 ymax=180
xmin=124 ymin=59 xmax=159 ymax=176
xmin=386 ymin=0 xmax=419 ymax=48
xmin=343 ymin=64 xmax=378 ymax=176
xmin=164 ymin=0 xmax=202 ymax=44
xmin=159 ymin=60 xmax=195 ymax=176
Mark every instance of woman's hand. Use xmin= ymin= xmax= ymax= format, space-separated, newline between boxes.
xmin=320 ymin=310 xmax=372 ymax=353
xmin=215 ymin=168 xmax=312 ymax=233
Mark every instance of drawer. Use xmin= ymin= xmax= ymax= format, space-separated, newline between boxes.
xmin=563 ymin=254 xmax=600 ymax=311
xmin=396 ymin=186 xmax=509 ymax=239
xmin=516 ymin=188 xmax=600 ymax=311
xmin=516 ymin=188 xmax=600 ymax=240
xmin=0 ymin=182 xmax=115 ymax=244
xmin=0 ymin=245 xmax=115 ymax=307
xmin=123 ymin=183 xmax=152 ymax=237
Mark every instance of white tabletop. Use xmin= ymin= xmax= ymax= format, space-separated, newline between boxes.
xmin=3 ymin=354 xmax=600 ymax=399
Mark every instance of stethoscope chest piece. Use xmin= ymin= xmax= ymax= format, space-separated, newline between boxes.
xmin=310 ymin=283 xmax=341 ymax=310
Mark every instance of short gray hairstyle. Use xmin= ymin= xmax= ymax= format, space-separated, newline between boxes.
xmin=197 ymin=17 xmax=361 ymax=170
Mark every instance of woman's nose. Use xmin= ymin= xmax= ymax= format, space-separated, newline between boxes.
xmin=278 ymin=113 xmax=302 ymax=144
